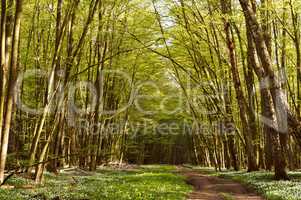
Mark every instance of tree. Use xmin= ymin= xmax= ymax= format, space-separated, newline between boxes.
xmin=0 ymin=0 xmax=23 ymax=183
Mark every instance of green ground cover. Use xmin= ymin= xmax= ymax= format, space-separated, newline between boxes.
xmin=0 ymin=165 xmax=192 ymax=200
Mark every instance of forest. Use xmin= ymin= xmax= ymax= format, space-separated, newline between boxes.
xmin=0 ymin=0 xmax=301 ymax=199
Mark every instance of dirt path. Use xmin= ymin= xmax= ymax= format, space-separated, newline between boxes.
xmin=181 ymin=170 xmax=265 ymax=200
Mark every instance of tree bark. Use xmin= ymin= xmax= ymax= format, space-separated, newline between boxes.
xmin=241 ymin=0 xmax=289 ymax=180
xmin=221 ymin=0 xmax=258 ymax=172
xmin=239 ymin=0 xmax=301 ymax=150
xmin=0 ymin=0 xmax=23 ymax=183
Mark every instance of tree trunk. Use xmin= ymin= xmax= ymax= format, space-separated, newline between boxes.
xmin=221 ymin=0 xmax=258 ymax=171
xmin=241 ymin=0 xmax=289 ymax=180
xmin=239 ymin=0 xmax=301 ymax=149
xmin=0 ymin=0 xmax=23 ymax=183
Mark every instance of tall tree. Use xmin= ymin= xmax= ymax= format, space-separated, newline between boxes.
xmin=0 ymin=0 xmax=23 ymax=183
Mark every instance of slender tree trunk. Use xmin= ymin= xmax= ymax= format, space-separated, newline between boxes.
xmin=289 ymin=1 xmax=301 ymax=117
xmin=0 ymin=0 xmax=23 ymax=183
xmin=0 ymin=0 xmax=7 ymax=144
xmin=221 ymin=0 xmax=258 ymax=171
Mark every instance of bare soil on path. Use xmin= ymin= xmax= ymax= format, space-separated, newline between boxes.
xmin=180 ymin=169 xmax=265 ymax=200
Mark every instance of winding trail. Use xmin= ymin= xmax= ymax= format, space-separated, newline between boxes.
xmin=180 ymin=169 xmax=265 ymax=200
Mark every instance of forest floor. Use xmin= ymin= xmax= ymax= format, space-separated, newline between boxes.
xmin=0 ymin=165 xmax=192 ymax=200
xmin=1 ymin=165 xmax=301 ymax=199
